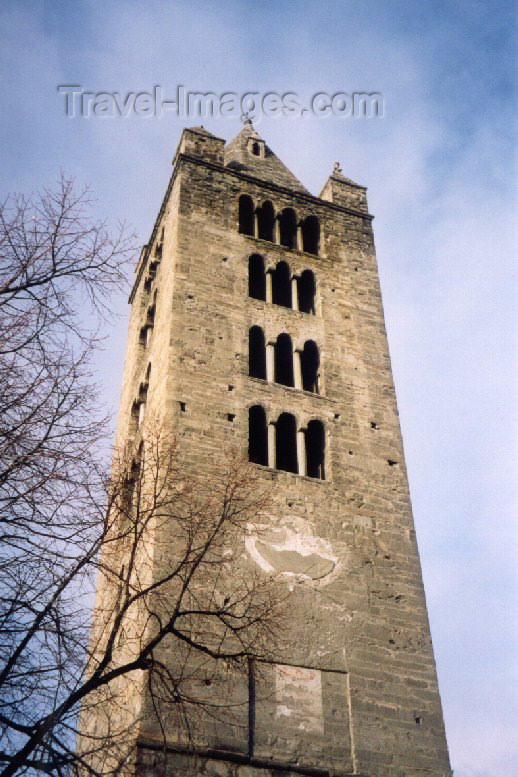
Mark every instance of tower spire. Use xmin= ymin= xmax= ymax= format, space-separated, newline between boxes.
xmin=241 ymin=111 xmax=254 ymax=127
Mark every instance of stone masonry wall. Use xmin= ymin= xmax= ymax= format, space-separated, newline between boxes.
xmin=112 ymin=130 xmax=451 ymax=777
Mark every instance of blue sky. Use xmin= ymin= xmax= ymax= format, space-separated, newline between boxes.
xmin=1 ymin=1 xmax=516 ymax=774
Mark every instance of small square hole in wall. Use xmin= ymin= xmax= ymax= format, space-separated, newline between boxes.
xmin=179 ymin=402 xmax=186 ymax=412
xmin=227 ymin=413 xmax=235 ymax=422
xmin=370 ymin=421 xmax=379 ymax=430
xmin=334 ymin=413 xmax=341 ymax=420
xmin=222 ymin=256 xmax=228 ymax=264
xmin=228 ymin=384 xmax=234 ymax=391
xmin=387 ymin=459 xmax=398 ymax=467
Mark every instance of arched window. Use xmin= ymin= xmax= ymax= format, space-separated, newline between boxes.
xmin=306 ymin=420 xmax=325 ymax=479
xmin=301 ymin=340 xmax=319 ymax=394
xmin=122 ymin=441 xmax=144 ymax=514
xmin=134 ymin=441 xmax=144 ymax=474
xmin=137 ymin=382 xmax=148 ymax=427
xmin=279 ymin=207 xmax=297 ymax=249
xmin=139 ymin=326 xmax=149 ymax=346
xmin=144 ymin=260 xmax=159 ymax=293
xmin=130 ymin=400 xmax=140 ymax=431
xmin=298 ymin=269 xmax=316 ymax=315
xmin=302 ymin=215 xmax=320 ymax=255
xmin=146 ymin=290 xmax=157 ymax=330
xmin=249 ymin=326 xmax=266 ymax=380
xmin=257 ymin=200 xmax=275 ymax=242
xmin=239 ymin=195 xmax=254 ymax=236
xmin=276 ymin=413 xmax=298 ymax=474
xmin=248 ymin=254 xmax=266 ymax=300
xmin=252 ymin=141 xmax=260 ymax=156
xmin=249 ymin=405 xmax=268 ymax=466
xmin=274 ymin=333 xmax=294 ymax=387
xmin=272 ymin=261 xmax=292 ymax=308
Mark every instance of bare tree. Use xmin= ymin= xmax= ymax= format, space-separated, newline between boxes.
xmin=77 ymin=431 xmax=281 ymax=775
xmin=0 ymin=179 xmax=282 ymax=776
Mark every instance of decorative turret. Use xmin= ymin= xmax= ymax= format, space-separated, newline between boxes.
xmin=320 ymin=160 xmax=369 ymax=212
xmin=174 ymin=124 xmax=225 ymax=165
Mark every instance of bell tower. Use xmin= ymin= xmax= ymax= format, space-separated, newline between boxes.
xmin=99 ymin=121 xmax=451 ymax=776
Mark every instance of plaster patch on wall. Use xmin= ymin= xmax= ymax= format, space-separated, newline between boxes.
xmin=276 ymin=704 xmax=292 ymax=718
xmin=274 ymin=664 xmax=324 ymax=734
xmin=245 ymin=518 xmax=339 ymax=583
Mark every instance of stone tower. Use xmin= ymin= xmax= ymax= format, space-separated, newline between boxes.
xmin=102 ymin=122 xmax=451 ymax=776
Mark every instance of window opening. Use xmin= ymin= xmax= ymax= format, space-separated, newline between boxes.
xmin=248 ymin=254 xmax=266 ymax=300
xmin=302 ymin=215 xmax=320 ymax=255
xmin=272 ymin=261 xmax=292 ymax=308
xmin=301 ymin=340 xmax=319 ymax=393
xmin=306 ymin=420 xmax=325 ymax=479
xmin=274 ymin=333 xmax=294 ymax=387
xmin=298 ymin=270 xmax=316 ymax=314
xmin=279 ymin=208 xmax=297 ymax=249
xmin=239 ymin=195 xmax=255 ymax=236
xmin=139 ymin=326 xmax=149 ymax=346
xmin=249 ymin=326 xmax=267 ymax=380
xmin=249 ymin=406 xmax=268 ymax=466
xmin=276 ymin=413 xmax=298 ymax=474
xmin=257 ymin=201 xmax=275 ymax=242
xmin=122 ymin=442 xmax=143 ymax=516
xmin=137 ymin=383 xmax=148 ymax=427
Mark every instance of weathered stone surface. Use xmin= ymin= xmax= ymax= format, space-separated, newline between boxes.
xmin=97 ymin=124 xmax=451 ymax=776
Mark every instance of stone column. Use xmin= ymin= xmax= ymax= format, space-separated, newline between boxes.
xmin=266 ymin=343 xmax=275 ymax=383
xmin=253 ymin=210 xmax=259 ymax=239
xmin=268 ymin=424 xmax=276 ymax=469
xmin=296 ymin=223 xmax=303 ymax=251
xmin=297 ymin=430 xmax=306 ymax=476
xmin=274 ymin=217 xmax=281 ymax=245
xmin=294 ymin=350 xmax=303 ymax=391
xmin=265 ymin=271 xmax=273 ymax=304
xmin=291 ymin=277 xmax=299 ymax=311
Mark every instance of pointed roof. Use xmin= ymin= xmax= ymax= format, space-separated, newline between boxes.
xmin=224 ymin=121 xmax=309 ymax=193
